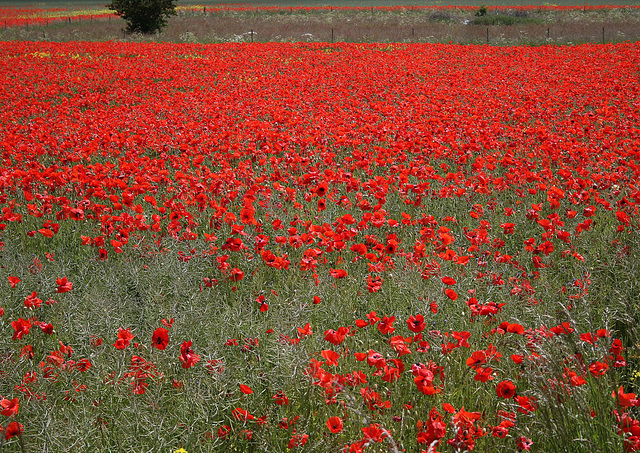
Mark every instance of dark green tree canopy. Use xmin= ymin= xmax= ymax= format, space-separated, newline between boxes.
xmin=107 ymin=0 xmax=178 ymax=34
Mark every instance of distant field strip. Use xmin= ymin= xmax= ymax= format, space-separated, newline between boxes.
xmin=2 ymin=3 xmax=640 ymax=28
xmin=2 ymin=4 xmax=639 ymax=45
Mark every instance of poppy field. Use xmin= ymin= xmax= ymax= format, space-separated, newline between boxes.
xmin=0 ymin=40 xmax=639 ymax=452
xmin=3 ymin=4 xmax=640 ymax=45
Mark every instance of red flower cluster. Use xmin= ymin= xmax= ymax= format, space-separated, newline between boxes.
xmin=0 ymin=40 xmax=638 ymax=451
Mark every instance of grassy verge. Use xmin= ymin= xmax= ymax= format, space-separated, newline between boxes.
xmin=1 ymin=6 xmax=639 ymax=44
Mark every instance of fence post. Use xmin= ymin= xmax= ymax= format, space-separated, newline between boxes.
xmin=486 ymin=27 xmax=489 ymax=43
xmin=331 ymin=28 xmax=334 ymax=43
xmin=251 ymin=29 xmax=254 ymax=42
xmin=547 ymin=27 xmax=549 ymax=38
xmin=602 ymin=26 xmax=605 ymax=43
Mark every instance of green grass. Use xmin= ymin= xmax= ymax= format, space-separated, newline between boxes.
xmin=471 ymin=13 xmax=543 ymax=25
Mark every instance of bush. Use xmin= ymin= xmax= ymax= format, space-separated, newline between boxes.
xmin=107 ymin=0 xmax=178 ymax=34
xmin=475 ymin=5 xmax=488 ymax=17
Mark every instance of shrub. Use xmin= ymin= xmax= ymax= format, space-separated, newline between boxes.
xmin=475 ymin=5 xmax=488 ymax=17
xmin=107 ymin=0 xmax=178 ymax=34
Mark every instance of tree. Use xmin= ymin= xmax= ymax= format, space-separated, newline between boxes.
xmin=107 ymin=0 xmax=178 ymax=34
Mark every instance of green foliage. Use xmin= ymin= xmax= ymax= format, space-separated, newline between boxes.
xmin=475 ymin=5 xmax=488 ymax=17
xmin=107 ymin=0 xmax=178 ymax=34
xmin=471 ymin=14 xmax=543 ymax=26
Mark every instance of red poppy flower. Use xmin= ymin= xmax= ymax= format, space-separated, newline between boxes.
xmin=0 ymin=398 xmax=19 ymax=417
xmin=56 ymin=277 xmax=73 ymax=293
xmin=492 ymin=420 xmax=514 ymax=438
xmin=7 ymin=276 xmax=20 ymax=288
xmin=516 ymin=436 xmax=533 ymax=451
xmin=377 ymin=316 xmax=395 ymax=335
xmin=362 ymin=423 xmax=386 ymax=442
xmin=11 ymin=318 xmax=31 ymax=340
xmin=367 ymin=350 xmax=386 ymax=368
xmin=407 ymin=314 xmax=425 ymax=333
xmin=515 ymin=395 xmax=537 ymax=414
xmin=76 ymin=358 xmax=92 ymax=372
xmin=589 ymin=360 xmax=609 ymax=377
xmin=506 ymin=323 xmax=525 ymax=335
xmin=313 ymin=182 xmax=328 ymax=197
xmin=151 ymin=327 xmax=169 ymax=350
xmin=324 ymin=327 xmax=350 ymax=345
xmin=441 ymin=276 xmax=456 ymax=285
xmin=330 ymin=268 xmax=347 ymax=279
xmin=20 ymin=345 xmax=33 ymax=360
xmin=474 ymin=366 xmax=494 ymax=382
xmin=288 ymin=433 xmax=309 ymax=449
xmin=232 ymin=407 xmax=254 ymax=421
xmin=297 ymin=322 xmax=312 ymax=338
xmin=327 ymin=416 xmax=343 ymax=433
xmin=40 ymin=322 xmax=54 ymax=335
xmin=39 ymin=228 xmax=54 ymax=238
xmin=228 ymin=268 xmax=244 ymax=282
xmin=239 ymin=384 xmax=253 ymax=394
xmin=613 ymin=385 xmax=638 ymax=408
xmin=496 ymin=380 xmax=516 ymax=399
xmin=273 ymin=391 xmax=289 ymax=405
xmin=322 ymin=349 xmax=340 ymax=367
xmin=4 ymin=422 xmax=23 ymax=441
xmin=256 ymin=295 xmax=269 ymax=312
xmin=217 ymin=425 xmax=231 ymax=439
xmin=24 ymin=291 xmax=43 ymax=309
xmin=466 ymin=350 xmax=486 ymax=368
xmin=179 ymin=340 xmax=201 ymax=369
xmin=443 ymin=403 xmax=456 ymax=413
xmin=114 ymin=327 xmax=134 ymax=350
